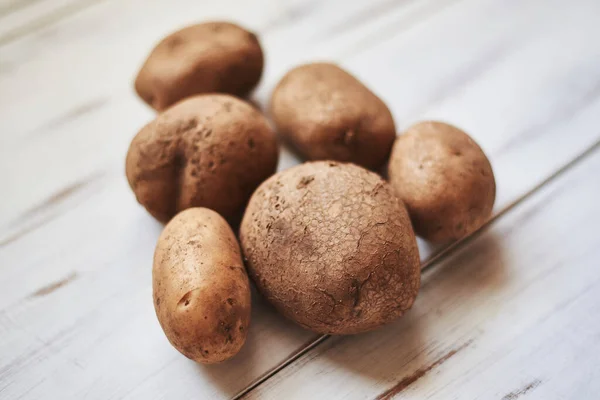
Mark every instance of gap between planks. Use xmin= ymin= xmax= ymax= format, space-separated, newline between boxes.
xmin=232 ymin=136 xmax=600 ymax=400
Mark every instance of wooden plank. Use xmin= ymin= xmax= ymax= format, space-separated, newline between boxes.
xmin=5 ymin=0 xmax=600 ymax=289
xmin=0 ymin=0 xmax=44 ymax=18
xmin=0 ymin=0 xmax=436 ymax=225
xmin=0 ymin=1 xmax=472 ymax=399
xmin=1 ymin=0 xmax=600 ymax=399
xmin=243 ymin=127 xmax=600 ymax=400
xmin=0 ymin=0 xmax=106 ymax=46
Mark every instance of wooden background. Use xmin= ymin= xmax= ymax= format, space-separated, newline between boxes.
xmin=1 ymin=0 xmax=600 ymax=399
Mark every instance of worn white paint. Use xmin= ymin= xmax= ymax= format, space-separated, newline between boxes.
xmin=0 ymin=0 xmax=97 ymax=45
xmin=1 ymin=0 xmax=600 ymax=399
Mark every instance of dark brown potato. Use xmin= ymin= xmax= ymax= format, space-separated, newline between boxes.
xmin=388 ymin=121 xmax=496 ymax=243
xmin=135 ymin=22 xmax=264 ymax=111
xmin=240 ymin=161 xmax=421 ymax=335
xmin=270 ymin=63 xmax=396 ymax=170
xmin=126 ymin=94 xmax=279 ymax=224
xmin=153 ymin=208 xmax=251 ymax=363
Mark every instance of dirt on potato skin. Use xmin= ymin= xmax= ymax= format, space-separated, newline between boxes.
xmin=126 ymin=94 xmax=279 ymax=225
xmin=135 ymin=21 xmax=264 ymax=111
xmin=388 ymin=121 xmax=496 ymax=243
xmin=270 ymin=63 xmax=396 ymax=171
xmin=240 ymin=161 xmax=421 ymax=335
xmin=153 ymin=208 xmax=251 ymax=364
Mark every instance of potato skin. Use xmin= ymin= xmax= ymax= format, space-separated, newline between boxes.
xmin=388 ymin=121 xmax=496 ymax=243
xmin=153 ymin=208 xmax=251 ymax=363
xmin=240 ymin=161 xmax=420 ymax=334
xmin=270 ymin=63 xmax=396 ymax=170
xmin=135 ymin=22 xmax=263 ymax=111
xmin=126 ymin=94 xmax=279 ymax=224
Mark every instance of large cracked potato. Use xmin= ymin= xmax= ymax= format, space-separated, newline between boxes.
xmin=240 ymin=161 xmax=421 ymax=334
xmin=135 ymin=22 xmax=264 ymax=111
xmin=126 ymin=94 xmax=278 ymax=224
xmin=270 ymin=63 xmax=396 ymax=170
xmin=388 ymin=121 xmax=496 ymax=242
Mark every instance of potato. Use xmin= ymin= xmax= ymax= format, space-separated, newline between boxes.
xmin=126 ymin=94 xmax=279 ymax=224
xmin=388 ymin=121 xmax=496 ymax=242
xmin=135 ymin=22 xmax=263 ymax=111
xmin=269 ymin=63 xmax=396 ymax=170
xmin=240 ymin=161 xmax=420 ymax=334
xmin=153 ymin=207 xmax=251 ymax=363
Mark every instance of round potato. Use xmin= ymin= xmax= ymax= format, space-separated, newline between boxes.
xmin=135 ymin=22 xmax=264 ymax=111
xmin=270 ymin=63 xmax=396 ymax=170
xmin=126 ymin=94 xmax=279 ymax=224
xmin=240 ymin=161 xmax=420 ymax=334
xmin=153 ymin=207 xmax=251 ymax=363
xmin=388 ymin=121 xmax=496 ymax=242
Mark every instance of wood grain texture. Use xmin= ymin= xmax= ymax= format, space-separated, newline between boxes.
xmin=0 ymin=0 xmax=43 ymax=18
xmin=1 ymin=0 xmax=600 ymax=399
xmin=0 ymin=0 xmax=107 ymax=46
xmin=244 ymin=132 xmax=600 ymax=400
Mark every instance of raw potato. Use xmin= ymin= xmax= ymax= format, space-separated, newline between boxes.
xmin=126 ymin=94 xmax=279 ymax=224
xmin=153 ymin=207 xmax=251 ymax=363
xmin=135 ymin=22 xmax=264 ymax=111
xmin=240 ymin=161 xmax=420 ymax=334
xmin=270 ymin=63 xmax=396 ymax=170
xmin=388 ymin=121 xmax=496 ymax=242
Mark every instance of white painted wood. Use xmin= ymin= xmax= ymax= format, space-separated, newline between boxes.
xmin=0 ymin=0 xmax=43 ymax=18
xmin=245 ymin=136 xmax=600 ymax=400
xmin=0 ymin=0 xmax=417 ymax=225
xmin=1 ymin=0 xmax=600 ymax=399
xmin=0 ymin=1 xmax=458 ymax=399
xmin=0 ymin=0 xmax=98 ymax=45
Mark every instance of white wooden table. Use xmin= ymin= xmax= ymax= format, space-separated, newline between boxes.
xmin=2 ymin=0 xmax=600 ymax=399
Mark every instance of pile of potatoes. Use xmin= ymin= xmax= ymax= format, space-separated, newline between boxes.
xmin=126 ymin=22 xmax=496 ymax=363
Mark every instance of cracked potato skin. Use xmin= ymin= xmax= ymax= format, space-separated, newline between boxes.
xmin=153 ymin=208 xmax=251 ymax=363
xmin=135 ymin=22 xmax=264 ymax=111
xmin=126 ymin=94 xmax=279 ymax=224
xmin=387 ymin=121 xmax=496 ymax=243
xmin=240 ymin=161 xmax=421 ymax=334
xmin=269 ymin=63 xmax=396 ymax=170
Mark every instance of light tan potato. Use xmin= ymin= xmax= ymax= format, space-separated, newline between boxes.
xmin=388 ymin=121 xmax=496 ymax=242
xmin=135 ymin=22 xmax=263 ymax=111
xmin=270 ymin=63 xmax=396 ymax=170
xmin=240 ymin=161 xmax=420 ymax=335
xmin=126 ymin=94 xmax=279 ymax=224
xmin=153 ymin=208 xmax=251 ymax=363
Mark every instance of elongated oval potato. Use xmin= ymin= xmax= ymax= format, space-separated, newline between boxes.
xmin=240 ymin=161 xmax=420 ymax=334
xmin=153 ymin=208 xmax=251 ymax=363
xmin=388 ymin=121 xmax=496 ymax=242
xmin=126 ymin=94 xmax=279 ymax=224
xmin=270 ymin=63 xmax=396 ymax=170
xmin=135 ymin=22 xmax=264 ymax=111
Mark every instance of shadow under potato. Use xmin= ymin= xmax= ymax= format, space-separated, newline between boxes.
xmin=421 ymin=230 xmax=508 ymax=296
xmin=197 ymin=218 xmax=507 ymax=398
xmin=318 ymin=231 xmax=506 ymax=395
xmin=246 ymin=96 xmax=263 ymax=113
xmin=197 ymin=284 xmax=312 ymax=396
